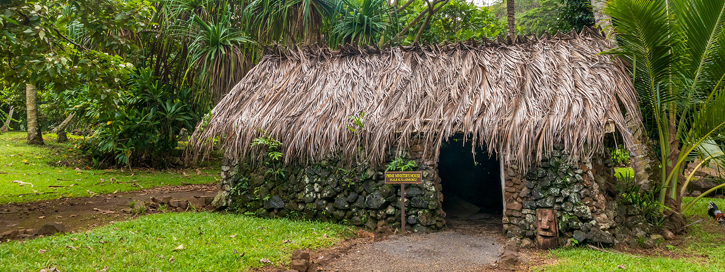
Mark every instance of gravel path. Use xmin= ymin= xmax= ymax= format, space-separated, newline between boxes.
xmin=321 ymin=231 xmax=504 ymax=272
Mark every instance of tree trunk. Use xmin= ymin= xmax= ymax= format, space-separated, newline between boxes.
xmin=663 ymin=120 xmax=686 ymax=232
xmin=26 ymin=83 xmax=44 ymax=145
xmin=590 ymin=0 xmax=616 ymax=44
xmin=52 ymin=113 xmax=75 ymax=143
xmin=507 ymin=0 xmax=515 ymax=36
xmin=57 ymin=129 xmax=68 ymax=143
xmin=0 ymin=106 xmax=13 ymax=133
xmin=624 ymin=113 xmax=660 ymax=192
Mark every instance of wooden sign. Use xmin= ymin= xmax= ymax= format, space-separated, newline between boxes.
xmin=384 ymin=171 xmax=422 ymax=234
xmin=384 ymin=171 xmax=423 ymax=184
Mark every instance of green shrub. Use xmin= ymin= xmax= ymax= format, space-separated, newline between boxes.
xmin=386 ymin=157 xmax=417 ymax=171
xmin=609 ymin=145 xmax=631 ymax=166
xmin=614 ymin=172 xmax=665 ymax=229
xmin=79 ymin=68 xmax=202 ymax=168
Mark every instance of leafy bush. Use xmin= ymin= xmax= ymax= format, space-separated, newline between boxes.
xmin=386 ymin=157 xmax=417 ymax=171
xmin=251 ymin=130 xmax=285 ymax=179
xmin=609 ymin=145 xmax=631 ymax=166
xmin=79 ymin=68 xmax=200 ymax=168
xmin=615 ymin=172 xmax=665 ymax=228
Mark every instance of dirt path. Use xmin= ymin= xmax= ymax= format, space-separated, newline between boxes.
xmin=318 ymin=213 xmax=507 ymax=272
xmin=0 ymin=183 xmax=217 ymax=235
xmin=320 ymin=231 xmax=503 ymax=272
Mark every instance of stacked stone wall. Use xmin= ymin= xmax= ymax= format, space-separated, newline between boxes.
xmin=502 ymin=145 xmax=660 ymax=247
xmin=214 ymin=144 xmax=447 ymax=233
xmin=215 ymin=143 xmax=659 ymax=246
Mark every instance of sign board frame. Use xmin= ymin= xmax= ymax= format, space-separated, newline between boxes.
xmin=384 ymin=171 xmax=423 ymax=184
xmin=384 ymin=171 xmax=423 ymax=233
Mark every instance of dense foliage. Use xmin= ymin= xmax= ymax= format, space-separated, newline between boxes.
xmin=488 ymin=0 xmax=594 ymax=36
xmin=555 ymin=0 xmax=594 ymax=32
xmin=407 ymin=0 xmax=505 ymax=43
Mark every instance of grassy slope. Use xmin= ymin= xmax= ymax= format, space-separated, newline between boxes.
xmin=540 ymin=197 xmax=725 ymax=271
xmin=0 ymin=212 xmax=352 ymax=271
xmin=0 ymin=132 xmax=220 ymax=204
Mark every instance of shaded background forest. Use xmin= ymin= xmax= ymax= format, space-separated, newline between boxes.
xmin=0 ymin=0 xmax=594 ymax=168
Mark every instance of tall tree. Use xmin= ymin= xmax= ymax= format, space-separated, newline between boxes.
xmin=507 ymin=0 xmax=515 ymax=35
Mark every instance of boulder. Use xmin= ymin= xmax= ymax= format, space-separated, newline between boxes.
xmin=211 ymin=191 xmax=229 ymax=209
xmin=264 ymin=196 xmax=285 ymax=209
xmin=290 ymin=249 xmax=311 ymax=272
xmin=320 ymin=186 xmax=336 ymax=199
xmin=662 ymin=229 xmax=675 ymax=240
xmin=523 ymin=201 xmax=537 ymax=209
xmin=499 ymin=249 xmax=519 ymax=267
xmin=535 ymin=197 xmax=554 ymax=208
xmin=520 ymin=238 xmax=534 ymax=248
xmin=0 ymin=230 xmax=19 ymax=240
xmin=585 ymin=229 xmax=614 ymax=244
xmin=333 ymin=196 xmax=350 ymax=210
xmin=37 ymin=222 xmax=65 ymax=236
xmin=365 ymin=192 xmax=387 ymax=209
xmin=573 ymin=230 xmax=586 ymax=243
xmin=345 ymin=192 xmax=359 ymax=203
xmin=404 ymin=186 xmax=424 ymax=197
xmin=650 ymin=234 xmax=664 ymax=243
xmin=531 ymin=187 xmax=545 ymax=200
xmin=689 ymin=178 xmax=719 ymax=192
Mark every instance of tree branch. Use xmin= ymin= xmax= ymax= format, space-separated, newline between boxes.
xmin=51 ymin=26 xmax=89 ymax=51
xmin=24 ymin=10 xmax=90 ymax=51
xmin=389 ymin=0 xmax=448 ymax=45
xmin=396 ymin=0 xmax=417 ymax=13
xmin=414 ymin=0 xmax=434 ymax=43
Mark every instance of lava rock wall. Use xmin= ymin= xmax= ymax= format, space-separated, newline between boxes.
xmin=215 ymin=142 xmax=656 ymax=246
xmin=502 ymin=145 xmax=622 ymax=247
xmin=214 ymin=144 xmax=447 ymax=233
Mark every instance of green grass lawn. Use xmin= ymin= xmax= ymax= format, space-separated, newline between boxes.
xmin=0 ymin=212 xmax=352 ymax=271
xmin=0 ymin=131 xmax=220 ymax=204
xmin=538 ymin=197 xmax=725 ymax=271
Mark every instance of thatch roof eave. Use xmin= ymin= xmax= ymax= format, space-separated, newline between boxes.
xmin=189 ymin=26 xmax=642 ymax=170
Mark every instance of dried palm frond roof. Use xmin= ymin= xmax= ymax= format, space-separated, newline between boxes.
xmin=189 ymin=26 xmax=641 ymax=169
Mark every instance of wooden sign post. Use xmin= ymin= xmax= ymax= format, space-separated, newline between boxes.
xmin=384 ymin=171 xmax=423 ymax=233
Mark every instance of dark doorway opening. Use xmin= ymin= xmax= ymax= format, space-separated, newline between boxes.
xmin=438 ymin=134 xmax=502 ymax=231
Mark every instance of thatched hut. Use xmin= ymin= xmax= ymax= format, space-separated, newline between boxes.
xmin=191 ymin=26 xmax=646 ymax=246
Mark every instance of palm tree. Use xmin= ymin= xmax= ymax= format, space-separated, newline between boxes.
xmin=507 ymin=0 xmax=515 ymax=36
xmin=328 ymin=0 xmax=397 ymax=46
xmin=186 ymin=8 xmax=257 ymax=101
xmin=605 ymin=0 xmax=725 ymax=229
xmin=243 ymin=0 xmax=336 ymax=45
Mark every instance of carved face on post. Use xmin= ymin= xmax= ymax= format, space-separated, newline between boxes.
xmin=536 ymin=209 xmax=558 ymax=249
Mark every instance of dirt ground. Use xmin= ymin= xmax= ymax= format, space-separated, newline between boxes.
xmin=0 ymin=183 xmax=218 ymax=235
xmin=313 ymin=212 xmax=512 ymax=272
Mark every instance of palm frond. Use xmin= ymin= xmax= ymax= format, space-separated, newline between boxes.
xmin=672 ymin=0 xmax=725 ymax=97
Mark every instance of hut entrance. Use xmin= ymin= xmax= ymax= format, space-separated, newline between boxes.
xmin=438 ymin=135 xmax=503 ymax=231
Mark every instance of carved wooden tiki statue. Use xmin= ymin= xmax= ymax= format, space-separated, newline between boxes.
xmin=536 ymin=208 xmax=559 ymax=249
